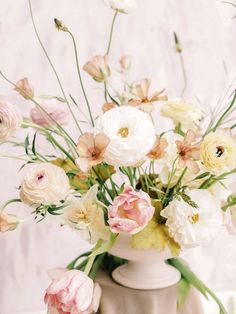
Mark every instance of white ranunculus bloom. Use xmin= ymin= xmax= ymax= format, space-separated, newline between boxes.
xmin=161 ymin=189 xmax=223 ymax=248
xmin=95 ymin=106 xmax=156 ymax=167
xmin=20 ymin=163 xmax=70 ymax=206
xmin=161 ymin=99 xmax=202 ymax=130
xmin=0 ymin=96 xmax=22 ymax=142
xmin=104 ymin=0 xmax=137 ymax=13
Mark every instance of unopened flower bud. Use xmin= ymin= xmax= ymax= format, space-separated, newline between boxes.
xmin=54 ymin=18 xmax=68 ymax=32
xmin=174 ymin=32 xmax=182 ymax=53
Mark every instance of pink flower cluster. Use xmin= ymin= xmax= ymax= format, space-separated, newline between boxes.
xmin=45 ymin=268 xmax=101 ymax=314
xmin=108 ymin=186 xmax=155 ymax=234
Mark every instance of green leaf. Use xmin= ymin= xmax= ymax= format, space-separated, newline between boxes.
xmin=24 ymin=134 xmax=30 ymax=156
xmin=131 ymin=219 xmax=180 ymax=256
xmin=32 ymin=132 xmax=37 ymax=156
xmin=193 ymin=172 xmax=210 ymax=180
xmin=168 ymin=258 xmax=228 ymax=314
xmin=177 ymin=192 xmax=198 ymax=208
xmin=177 ymin=277 xmax=190 ymax=309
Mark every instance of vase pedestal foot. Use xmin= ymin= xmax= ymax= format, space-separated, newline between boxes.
xmin=111 ymin=260 xmax=181 ymax=290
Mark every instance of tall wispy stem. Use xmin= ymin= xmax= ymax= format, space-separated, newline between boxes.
xmin=106 ymin=11 xmax=119 ymax=55
xmin=28 ymin=0 xmax=83 ymax=133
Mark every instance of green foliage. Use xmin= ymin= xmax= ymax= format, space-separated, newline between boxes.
xmin=177 ymin=192 xmax=199 ymax=208
xmin=168 ymin=258 xmax=228 ymax=314
xmin=131 ymin=219 xmax=180 ymax=256
xmin=34 ymin=202 xmax=65 ymax=221
xmin=177 ymin=277 xmax=190 ymax=310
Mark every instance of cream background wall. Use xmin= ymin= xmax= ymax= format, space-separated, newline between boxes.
xmin=0 ymin=0 xmax=236 ymax=313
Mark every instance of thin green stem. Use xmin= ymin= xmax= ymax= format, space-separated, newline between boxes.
xmin=0 ymin=71 xmax=78 ymax=157
xmin=104 ymin=81 xmax=108 ymax=102
xmin=211 ymin=90 xmax=236 ymax=132
xmin=179 ymin=53 xmax=187 ymax=97
xmin=28 ymin=0 xmax=83 ymax=133
xmin=106 ymin=11 xmax=119 ymax=55
xmin=68 ymin=31 xmax=94 ymax=127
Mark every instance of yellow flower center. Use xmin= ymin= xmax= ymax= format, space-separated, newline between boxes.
xmin=189 ymin=213 xmax=199 ymax=224
xmin=216 ymin=146 xmax=224 ymax=158
xmin=118 ymin=127 xmax=129 ymax=138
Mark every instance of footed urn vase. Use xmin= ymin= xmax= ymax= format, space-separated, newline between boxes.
xmin=109 ymin=234 xmax=181 ymax=290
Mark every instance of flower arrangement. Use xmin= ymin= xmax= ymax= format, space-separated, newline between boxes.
xmin=0 ymin=0 xmax=236 ymax=313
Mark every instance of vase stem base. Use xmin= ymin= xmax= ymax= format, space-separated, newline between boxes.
xmin=111 ymin=260 xmax=181 ymax=290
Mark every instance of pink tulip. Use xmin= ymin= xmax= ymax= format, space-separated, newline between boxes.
xmin=45 ymin=268 xmax=101 ymax=314
xmin=108 ymin=186 xmax=155 ymax=234
xmin=0 ymin=212 xmax=19 ymax=232
xmin=30 ymin=98 xmax=70 ymax=127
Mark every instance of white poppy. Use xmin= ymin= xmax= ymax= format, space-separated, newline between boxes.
xmin=161 ymin=189 xmax=223 ymax=248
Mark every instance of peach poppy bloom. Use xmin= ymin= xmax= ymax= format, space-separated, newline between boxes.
xmin=83 ymin=55 xmax=111 ymax=82
xmin=129 ymin=78 xmax=168 ymax=112
xmin=14 ymin=77 xmax=34 ymax=100
xmin=147 ymin=135 xmax=168 ymax=159
xmin=176 ymin=129 xmax=201 ymax=174
xmin=76 ymin=133 xmax=110 ymax=172
xmin=102 ymin=102 xmax=116 ymax=113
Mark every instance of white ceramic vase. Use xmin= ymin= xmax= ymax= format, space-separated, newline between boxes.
xmin=109 ymin=234 xmax=181 ymax=290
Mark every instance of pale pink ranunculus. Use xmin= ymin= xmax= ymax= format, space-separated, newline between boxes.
xmin=108 ymin=186 xmax=155 ymax=234
xmin=30 ymin=98 xmax=70 ymax=127
xmin=0 ymin=96 xmax=22 ymax=142
xmin=44 ymin=268 xmax=101 ymax=314
xmin=15 ymin=77 xmax=34 ymax=100
xmin=0 ymin=212 xmax=19 ymax=232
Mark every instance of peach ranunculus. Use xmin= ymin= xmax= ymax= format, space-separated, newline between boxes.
xmin=108 ymin=186 xmax=155 ymax=234
xmin=0 ymin=212 xmax=19 ymax=232
xmin=76 ymin=133 xmax=110 ymax=173
xmin=129 ymin=78 xmax=168 ymax=112
xmin=176 ymin=129 xmax=201 ymax=174
xmin=30 ymin=98 xmax=70 ymax=127
xmin=147 ymin=135 xmax=168 ymax=160
xmin=14 ymin=77 xmax=34 ymax=100
xmin=0 ymin=96 xmax=22 ymax=142
xmin=83 ymin=55 xmax=111 ymax=82
xmin=45 ymin=268 xmax=101 ymax=314
xmin=102 ymin=102 xmax=116 ymax=113
xmin=119 ymin=55 xmax=132 ymax=72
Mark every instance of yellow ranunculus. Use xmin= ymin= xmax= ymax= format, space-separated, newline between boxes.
xmin=200 ymin=129 xmax=236 ymax=173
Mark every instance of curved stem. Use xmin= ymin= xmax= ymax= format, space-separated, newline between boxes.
xmin=106 ymin=11 xmax=119 ymax=55
xmin=68 ymin=31 xmax=94 ymax=127
xmin=0 ymin=199 xmax=22 ymax=212
xmin=28 ymin=0 xmax=83 ymax=134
